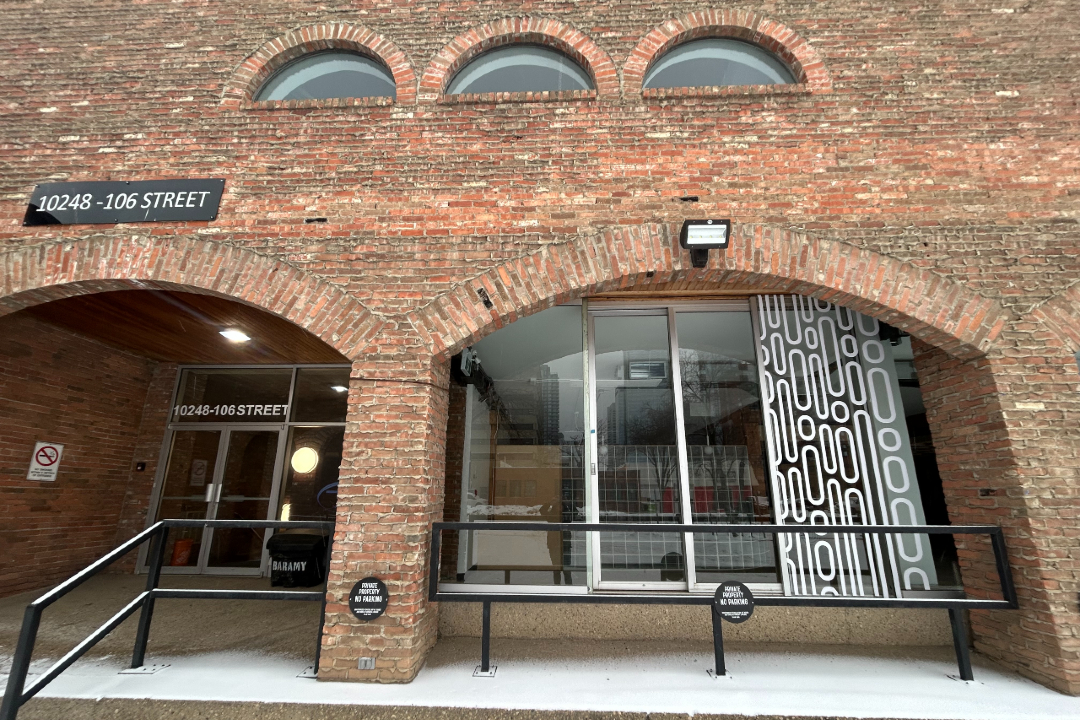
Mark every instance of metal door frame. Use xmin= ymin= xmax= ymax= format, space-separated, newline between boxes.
xmin=140 ymin=362 xmax=349 ymax=575
xmin=586 ymin=299 xmax=782 ymax=595
xmin=145 ymin=424 xmax=287 ymax=575
xmin=199 ymin=424 xmax=288 ymax=576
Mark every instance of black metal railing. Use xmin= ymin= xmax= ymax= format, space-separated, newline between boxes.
xmin=0 ymin=519 xmax=333 ymax=720
xmin=429 ymin=522 xmax=1018 ymax=680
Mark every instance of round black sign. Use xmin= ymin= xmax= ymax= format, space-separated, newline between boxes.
xmin=348 ymin=577 xmax=388 ymax=621
xmin=714 ymin=581 xmax=754 ymax=624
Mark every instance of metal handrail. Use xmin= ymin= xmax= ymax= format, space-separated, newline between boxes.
xmin=428 ymin=521 xmax=1019 ymax=679
xmin=0 ymin=519 xmax=333 ymax=720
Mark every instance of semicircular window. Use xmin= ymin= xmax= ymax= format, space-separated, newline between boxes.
xmin=643 ymin=39 xmax=796 ymax=89
xmin=256 ymin=51 xmax=396 ymax=101
xmin=447 ymin=45 xmax=594 ymax=95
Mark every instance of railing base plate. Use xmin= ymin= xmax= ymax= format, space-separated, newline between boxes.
xmin=473 ymin=664 xmax=497 ymax=678
xmin=119 ymin=664 xmax=169 ymax=675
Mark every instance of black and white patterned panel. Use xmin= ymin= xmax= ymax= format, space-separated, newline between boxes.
xmin=756 ymin=295 xmax=937 ymax=598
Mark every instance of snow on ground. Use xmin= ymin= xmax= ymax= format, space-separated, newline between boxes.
xmin=6 ymin=641 xmax=1080 ymax=719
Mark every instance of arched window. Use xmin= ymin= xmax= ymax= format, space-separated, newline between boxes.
xmin=643 ymin=39 xmax=796 ymax=89
xmin=447 ymin=45 xmax=594 ymax=95
xmin=255 ymin=51 xmax=396 ymax=101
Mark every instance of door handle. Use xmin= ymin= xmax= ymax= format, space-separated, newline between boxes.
xmin=205 ymin=484 xmax=215 ymax=503
xmin=215 ymin=484 xmax=223 ymax=503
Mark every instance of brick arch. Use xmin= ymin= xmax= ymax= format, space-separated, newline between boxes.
xmin=1029 ymin=280 xmax=1080 ymax=354
xmin=418 ymin=17 xmax=619 ymax=102
xmin=0 ymin=237 xmax=380 ymax=360
xmin=409 ymin=223 xmax=1009 ymax=361
xmin=624 ymin=9 xmax=832 ymax=95
xmin=222 ymin=23 xmax=417 ymax=108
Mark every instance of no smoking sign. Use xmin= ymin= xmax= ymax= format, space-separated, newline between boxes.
xmin=27 ymin=441 xmax=64 ymax=481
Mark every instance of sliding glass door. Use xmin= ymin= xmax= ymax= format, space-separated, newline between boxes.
xmin=588 ymin=302 xmax=776 ymax=591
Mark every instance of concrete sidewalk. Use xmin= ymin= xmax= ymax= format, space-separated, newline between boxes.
xmin=7 ymin=638 xmax=1080 ymax=720
xmin=4 ymin=576 xmax=1079 ymax=720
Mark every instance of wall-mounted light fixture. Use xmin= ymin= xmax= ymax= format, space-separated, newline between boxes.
xmin=679 ymin=219 xmax=732 ymax=268
xmin=291 ymin=447 xmax=319 ymax=474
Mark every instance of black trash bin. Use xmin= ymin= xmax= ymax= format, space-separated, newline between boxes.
xmin=266 ymin=532 xmax=328 ymax=588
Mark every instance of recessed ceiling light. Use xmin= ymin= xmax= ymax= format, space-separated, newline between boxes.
xmin=219 ymin=329 xmax=250 ymax=343
xmin=331 ymin=385 xmax=348 ymax=393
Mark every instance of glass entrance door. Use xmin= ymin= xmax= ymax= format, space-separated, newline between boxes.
xmin=203 ymin=429 xmax=283 ymax=571
xmin=590 ymin=310 xmax=688 ymax=588
xmin=588 ymin=303 xmax=776 ymax=591
xmin=153 ymin=426 xmax=284 ymax=574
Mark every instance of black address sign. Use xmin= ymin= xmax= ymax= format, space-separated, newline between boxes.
xmin=23 ymin=179 xmax=225 ymax=226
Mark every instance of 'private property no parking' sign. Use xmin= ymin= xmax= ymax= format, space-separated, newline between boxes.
xmin=27 ymin=441 xmax=64 ymax=481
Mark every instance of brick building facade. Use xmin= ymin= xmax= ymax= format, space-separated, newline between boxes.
xmin=1 ymin=0 xmax=1077 ymax=697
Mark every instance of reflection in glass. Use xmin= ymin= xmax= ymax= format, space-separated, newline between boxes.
xmin=445 ymin=305 xmax=586 ymax=586
xmin=256 ymin=52 xmax=396 ymax=101
xmin=447 ymin=45 xmax=594 ymax=95
xmin=173 ymin=368 xmax=292 ymax=423
xmin=593 ymin=313 xmax=685 ymax=584
xmin=207 ymin=430 xmax=279 ymax=568
xmin=675 ymin=312 xmax=776 ymax=584
xmin=157 ymin=430 xmax=220 ymax=567
xmin=278 ymin=426 xmax=344 ymax=523
xmin=643 ymin=39 xmax=796 ymax=89
xmin=291 ymin=367 xmax=350 ymax=422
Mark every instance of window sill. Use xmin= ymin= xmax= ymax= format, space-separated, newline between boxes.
xmin=245 ymin=95 xmax=395 ymax=111
xmin=438 ymin=88 xmax=597 ymax=105
xmin=642 ymin=83 xmax=810 ymax=100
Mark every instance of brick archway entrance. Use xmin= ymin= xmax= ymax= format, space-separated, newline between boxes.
xmin=0 ymin=236 xmax=380 ymax=359
xmin=367 ymin=223 xmax=1075 ymax=693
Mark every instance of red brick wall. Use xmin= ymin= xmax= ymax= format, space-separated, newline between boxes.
xmin=0 ymin=0 xmax=1077 ymax=693
xmin=0 ymin=314 xmax=163 ymax=596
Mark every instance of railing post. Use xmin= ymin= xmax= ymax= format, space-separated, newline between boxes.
xmin=131 ymin=525 xmax=168 ymax=668
xmin=948 ymin=607 xmax=974 ymax=681
xmin=480 ymin=601 xmax=492 ymax=673
xmin=0 ymin=605 xmax=42 ymax=720
xmin=711 ymin=605 xmax=726 ymax=677
xmin=990 ymin=528 xmax=1019 ymax=608
xmin=312 ymin=531 xmax=334 ymax=675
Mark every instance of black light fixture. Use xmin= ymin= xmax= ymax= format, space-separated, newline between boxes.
xmin=679 ymin=219 xmax=732 ymax=268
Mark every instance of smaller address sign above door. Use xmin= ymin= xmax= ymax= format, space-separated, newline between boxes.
xmin=23 ymin=179 xmax=225 ymax=226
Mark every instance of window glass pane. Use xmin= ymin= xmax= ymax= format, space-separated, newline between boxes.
xmin=643 ymin=39 xmax=796 ymax=89
xmin=593 ymin=313 xmax=685 ymax=584
xmin=173 ymin=368 xmax=292 ymax=423
xmin=157 ymin=430 xmax=220 ymax=566
xmin=291 ymin=367 xmax=350 ymax=422
xmin=207 ymin=430 xmax=280 ymax=568
xmin=675 ymin=311 xmax=777 ymax=585
xmin=447 ymin=45 xmax=594 ymax=94
xmin=256 ymin=52 xmax=396 ymax=101
xmin=278 ymin=426 xmax=344 ymax=523
xmin=445 ymin=305 xmax=586 ymax=587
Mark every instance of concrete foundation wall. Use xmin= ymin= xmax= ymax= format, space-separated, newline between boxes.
xmin=438 ymin=603 xmax=952 ymax=647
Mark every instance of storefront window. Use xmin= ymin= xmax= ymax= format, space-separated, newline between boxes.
xmin=447 ymin=305 xmax=586 ymax=587
xmin=441 ymin=297 xmax=957 ymax=597
xmin=172 ymin=367 xmax=292 ymax=423
xmin=676 ymin=311 xmax=775 ymax=584
xmin=278 ymin=426 xmax=345 ymax=523
xmin=290 ymin=367 xmax=350 ymax=423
